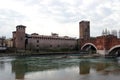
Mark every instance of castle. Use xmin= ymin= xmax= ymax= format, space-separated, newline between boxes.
xmin=12 ymin=21 xmax=92 ymax=51
xmin=0 ymin=20 xmax=119 ymax=56
xmin=12 ymin=25 xmax=77 ymax=51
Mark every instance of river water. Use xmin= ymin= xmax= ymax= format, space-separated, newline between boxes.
xmin=0 ymin=56 xmax=120 ymax=80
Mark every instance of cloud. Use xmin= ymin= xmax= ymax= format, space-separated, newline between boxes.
xmin=0 ymin=0 xmax=120 ymax=38
xmin=0 ymin=9 xmax=28 ymax=37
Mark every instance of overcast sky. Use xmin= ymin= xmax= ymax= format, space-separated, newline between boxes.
xmin=0 ymin=0 xmax=120 ymax=38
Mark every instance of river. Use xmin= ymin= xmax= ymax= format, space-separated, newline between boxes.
xmin=0 ymin=56 xmax=120 ymax=80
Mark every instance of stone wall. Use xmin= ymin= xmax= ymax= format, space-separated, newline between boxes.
xmin=26 ymin=36 xmax=77 ymax=51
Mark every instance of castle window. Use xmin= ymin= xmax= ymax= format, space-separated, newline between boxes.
xmin=50 ymin=45 xmax=52 ymax=47
xmin=70 ymin=45 xmax=73 ymax=47
xmin=37 ymin=40 xmax=39 ymax=43
xmin=57 ymin=45 xmax=60 ymax=47
xmin=36 ymin=45 xmax=39 ymax=47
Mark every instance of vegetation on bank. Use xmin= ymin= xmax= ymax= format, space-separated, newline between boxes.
xmin=0 ymin=47 xmax=80 ymax=56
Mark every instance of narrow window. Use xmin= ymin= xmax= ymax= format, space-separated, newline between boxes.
xmin=36 ymin=45 xmax=39 ymax=47
xmin=37 ymin=40 xmax=39 ymax=43
xmin=50 ymin=45 xmax=52 ymax=47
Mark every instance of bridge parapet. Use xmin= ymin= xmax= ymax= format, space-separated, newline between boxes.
xmin=80 ymin=38 xmax=96 ymax=48
xmin=80 ymin=35 xmax=120 ymax=55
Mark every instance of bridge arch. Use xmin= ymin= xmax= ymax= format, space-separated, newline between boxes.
xmin=81 ymin=43 xmax=97 ymax=53
xmin=108 ymin=45 xmax=120 ymax=57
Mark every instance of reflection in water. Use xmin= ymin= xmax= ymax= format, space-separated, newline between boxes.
xmin=0 ymin=61 xmax=5 ymax=71
xmin=0 ymin=56 xmax=120 ymax=80
xmin=100 ymin=60 xmax=120 ymax=75
xmin=0 ymin=57 xmax=15 ymax=80
xmin=12 ymin=60 xmax=27 ymax=79
xmin=11 ymin=57 xmax=77 ymax=80
xmin=95 ymin=62 xmax=109 ymax=71
xmin=79 ymin=60 xmax=111 ymax=75
xmin=79 ymin=61 xmax=90 ymax=74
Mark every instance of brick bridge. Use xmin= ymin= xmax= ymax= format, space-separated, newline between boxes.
xmin=80 ymin=35 xmax=120 ymax=56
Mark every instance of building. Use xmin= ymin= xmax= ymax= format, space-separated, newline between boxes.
xmin=111 ymin=30 xmax=117 ymax=37
xmin=79 ymin=21 xmax=90 ymax=40
xmin=6 ymin=38 xmax=13 ymax=48
xmin=0 ymin=36 xmax=6 ymax=47
xmin=13 ymin=25 xmax=77 ymax=51
xmin=0 ymin=36 xmax=7 ymax=51
xmin=119 ymin=30 xmax=120 ymax=38
xmin=13 ymin=25 xmax=26 ymax=49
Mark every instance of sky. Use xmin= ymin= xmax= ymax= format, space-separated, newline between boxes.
xmin=0 ymin=0 xmax=120 ymax=38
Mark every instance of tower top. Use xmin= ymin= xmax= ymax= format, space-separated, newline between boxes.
xmin=16 ymin=25 xmax=26 ymax=29
xmin=79 ymin=20 xmax=90 ymax=39
xmin=79 ymin=21 xmax=90 ymax=24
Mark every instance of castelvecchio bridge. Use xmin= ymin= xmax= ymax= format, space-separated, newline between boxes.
xmin=79 ymin=21 xmax=120 ymax=56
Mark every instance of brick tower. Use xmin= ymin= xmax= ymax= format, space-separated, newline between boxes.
xmin=79 ymin=21 xmax=90 ymax=40
xmin=15 ymin=25 xmax=26 ymax=49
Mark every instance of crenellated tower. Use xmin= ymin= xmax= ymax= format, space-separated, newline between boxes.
xmin=79 ymin=21 xmax=90 ymax=40
xmin=14 ymin=25 xmax=26 ymax=49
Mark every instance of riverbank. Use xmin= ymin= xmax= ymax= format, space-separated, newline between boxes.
xmin=0 ymin=51 xmax=86 ymax=57
xmin=0 ymin=51 xmax=108 ymax=59
xmin=1 ymin=50 xmax=104 ymax=58
xmin=0 ymin=50 xmax=116 ymax=58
